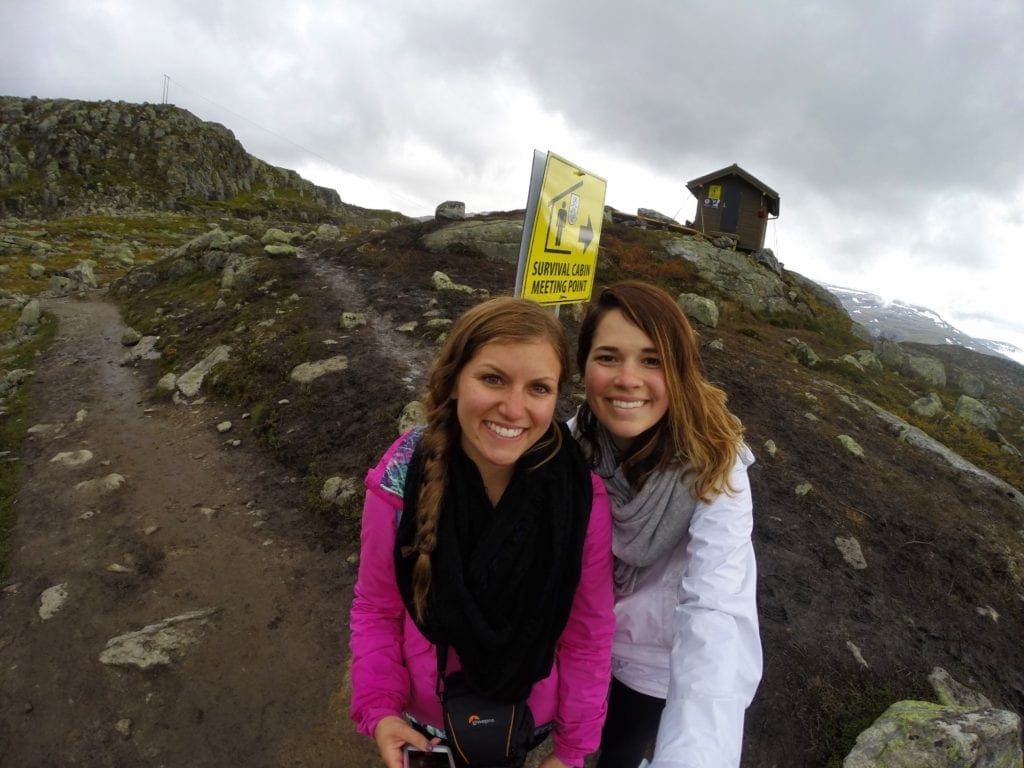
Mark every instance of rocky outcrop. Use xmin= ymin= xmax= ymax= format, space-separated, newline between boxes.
xmin=844 ymin=667 xmax=1022 ymax=768
xmin=421 ymin=218 xmax=524 ymax=264
xmin=677 ymin=293 xmax=719 ymax=328
xmin=661 ymin=234 xmax=829 ymax=321
xmin=98 ymin=608 xmax=222 ymax=669
xmin=0 ymin=96 xmax=341 ymax=216
xmin=435 ymin=200 xmax=466 ymax=220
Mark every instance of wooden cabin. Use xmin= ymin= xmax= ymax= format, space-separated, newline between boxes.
xmin=686 ymin=164 xmax=779 ymax=251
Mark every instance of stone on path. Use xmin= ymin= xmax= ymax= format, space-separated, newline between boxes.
xmin=38 ymin=583 xmax=70 ymax=620
xmin=98 ymin=608 xmax=221 ymax=669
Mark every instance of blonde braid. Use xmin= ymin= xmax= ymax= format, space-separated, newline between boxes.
xmin=409 ymin=371 xmax=458 ymax=622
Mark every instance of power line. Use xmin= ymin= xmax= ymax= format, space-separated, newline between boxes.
xmin=163 ymin=76 xmax=425 ymax=210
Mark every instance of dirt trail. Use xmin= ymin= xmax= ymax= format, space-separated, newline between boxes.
xmin=0 ymin=295 xmax=377 ymax=767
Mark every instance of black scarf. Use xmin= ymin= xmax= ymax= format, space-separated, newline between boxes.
xmin=394 ymin=423 xmax=592 ymax=702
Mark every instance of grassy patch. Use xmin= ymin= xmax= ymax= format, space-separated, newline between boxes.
xmin=597 ymin=230 xmax=699 ymax=285
xmin=0 ymin=314 xmax=58 ymax=580
xmin=0 ymin=212 xmax=212 ymax=299
xmin=808 ymin=676 xmax=907 ymax=768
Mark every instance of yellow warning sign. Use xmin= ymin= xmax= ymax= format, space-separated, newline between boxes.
xmin=519 ymin=153 xmax=607 ymax=305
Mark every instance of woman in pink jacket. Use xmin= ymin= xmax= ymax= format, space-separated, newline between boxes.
xmin=350 ymin=297 xmax=615 ymax=768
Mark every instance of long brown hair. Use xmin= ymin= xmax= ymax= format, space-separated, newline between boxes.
xmin=576 ymin=281 xmax=743 ymax=501
xmin=408 ymin=296 xmax=569 ymax=620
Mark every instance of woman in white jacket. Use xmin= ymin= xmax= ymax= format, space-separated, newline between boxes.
xmin=570 ymin=281 xmax=762 ymax=768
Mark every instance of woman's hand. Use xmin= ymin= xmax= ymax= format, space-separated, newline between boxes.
xmin=537 ymin=754 xmax=571 ymax=768
xmin=372 ymin=715 xmax=438 ymax=768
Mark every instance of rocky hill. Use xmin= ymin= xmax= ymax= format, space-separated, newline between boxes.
xmin=2 ymin=98 xmax=1023 ymax=767
xmin=0 ymin=96 xmax=345 ymax=217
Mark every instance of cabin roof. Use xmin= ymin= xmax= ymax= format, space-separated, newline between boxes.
xmin=687 ymin=163 xmax=779 ymax=199
xmin=686 ymin=163 xmax=779 ymax=216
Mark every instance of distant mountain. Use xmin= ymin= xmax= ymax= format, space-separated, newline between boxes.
xmin=823 ymin=283 xmax=1022 ymax=363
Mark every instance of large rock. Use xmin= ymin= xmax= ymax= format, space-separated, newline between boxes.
xmin=220 ymin=255 xmax=261 ymax=291
xmin=677 ymin=293 xmax=719 ymax=328
xmin=421 ymin=219 xmax=523 ymax=264
xmin=910 ymin=393 xmax=944 ymax=419
xmin=16 ymin=298 xmax=42 ymax=329
xmin=290 ymin=354 xmax=349 ymax=384
xmin=852 ymin=350 xmax=883 ymax=370
xmin=662 ymin=235 xmax=804 ymax=318
xmin=261 ymin=227 xmax=300 ymax=245
xmin=435 ymin=200 xmax=466 ymax=220
xmin=99 ymin=608 xmax=221 ymax=669
xmin=787 ymin=338 xmax=820 ymax=368
xmin=176 ymin=345 xmax=231 ymax=397
xmin=843 ymin=700 xmax=1022 ymax=768
xmin=952 ymin=369 xmax=985 ymax=399
xmin=955 ymin=395 xmax=1000 ymax=433
xmin=169 ymin=227 xmax=232 ymax=258
xmin=874 ymin=339 xmax=907 ymax=370
xmin=751 ymin=247 xmax=783 ymax=276
xmin=902 ymin=354 xmax=946 ymax=387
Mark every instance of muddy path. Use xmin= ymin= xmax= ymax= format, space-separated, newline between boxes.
xmin=0 ymin=295 xmax=377 ymax=767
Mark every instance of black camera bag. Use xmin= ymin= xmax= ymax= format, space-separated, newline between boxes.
xmin=437 ymin=646 xmax=535 ymax=768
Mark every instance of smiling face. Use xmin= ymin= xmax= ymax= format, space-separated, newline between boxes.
xmin=453 ymin=339 xmax=562 ymax=489
xmin=584 ymin=308 xmax=670 ymax=452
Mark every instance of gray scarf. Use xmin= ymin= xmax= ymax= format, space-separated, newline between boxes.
xmin=573 ymin=419 xmax=696 ymax=595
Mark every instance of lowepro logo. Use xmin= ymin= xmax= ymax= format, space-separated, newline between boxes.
xmin=466 ymin=714 xmax=496 ymax=727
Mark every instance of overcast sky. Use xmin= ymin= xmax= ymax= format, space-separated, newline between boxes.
xmin=3 ymin=1 xmax=1023 ymax=361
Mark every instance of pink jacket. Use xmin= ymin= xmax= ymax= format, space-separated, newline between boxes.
xmin=349 ymin=430 xmax=615 ymax=767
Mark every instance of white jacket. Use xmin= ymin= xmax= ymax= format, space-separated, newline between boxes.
xmin=611 ymin=447 xmax=762 ymax=768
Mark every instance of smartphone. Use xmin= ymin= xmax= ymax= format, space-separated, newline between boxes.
xmin=402 ymin=744 xmax=455 ymax=768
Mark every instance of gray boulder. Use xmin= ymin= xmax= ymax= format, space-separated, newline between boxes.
xmin=902 ymin=354 xmax=946 ymax=388
xmin=677 ymin=293 xmax=719 ymax=328
xmin=220 ymin=255 xmax=261 ymax=291
xmin=843 ymin=699 xmax=1021 ymax=768
xmin=339 ymin=312 xmax=367 ymax=331
xmin=955 ymin=396 xmax=1000 ymax=433
xmin=751 ymin=247 xmax=783 ymax=276
xmin=315 ymin=223 xmax=341 ymax=240
xmin=662 ymin=235 xmax=806 ymax=318
xmin=176 ymin=345 xmax=232 ymax=397
xmin=952 ymin=369 xmax=985 ymax=399
xmin=170 ymin=228 xmax=232 ymax=258
xmin=852 ymin=350 xmax=883 ymax=370
xmin=874 ymin=339 xmax=907 ymax=370
xmin=99 ymin=608 xmax=221 ymax=669
xmin=290 ymin=355 xmax=349 ymax=384
xmin=398 ymin=401 xmax=427 ymax=435
xmin=435 ymin=200 xmax=466 ymax=220
xmin=260 ymin=227 xmax=300 ymax=245
xmin=263 ymin=243 xmax=299 ymax=257
xmin=421 ymin=219 xmax=523 ymax=264
xmin=910 ymin=393 xmax=944 ymax=419
xmin=16 ymin=298 xmax=41 ymax=331
xmin=787 ymin=338 xmax=820 ymax=368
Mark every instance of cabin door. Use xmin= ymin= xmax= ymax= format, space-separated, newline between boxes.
xmin=721 ymin=181 xmax=741 ymax=233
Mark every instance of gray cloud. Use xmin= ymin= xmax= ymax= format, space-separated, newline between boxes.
xmin=2 ymin=0 xmax=1022 ymax=352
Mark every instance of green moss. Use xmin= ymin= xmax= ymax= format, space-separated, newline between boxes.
xmin=0 ymin=314 xmax=58 ymax=580
xmin=811 ymin=677 xmax=907 ymax=768
xmin=0 ymin=309 xmax=19 ymax=336
xmin=0 ymin=171 xmax=44 ymax=200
